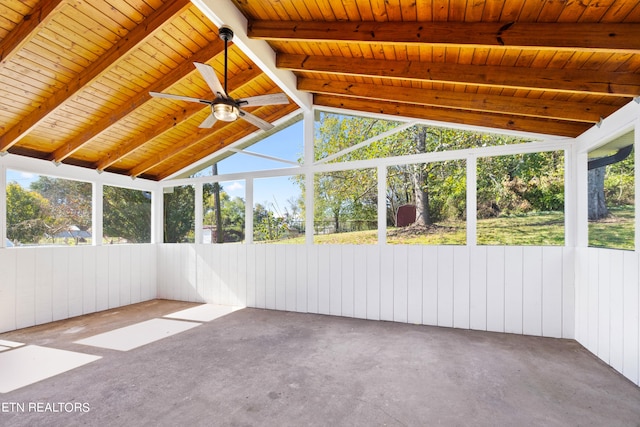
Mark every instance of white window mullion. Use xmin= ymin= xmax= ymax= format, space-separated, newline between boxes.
xmin=466 ymin=155 xmax=477 ymax=247
xmin=246 ymin=178 xmax=254 ymax=244
xmin=377 ymin=165 xmax=387 ymax=245
xmin=195 ymin=182 xmax=203 ymax=244
xmin=93 ymin=181 xmax=104 ymax=246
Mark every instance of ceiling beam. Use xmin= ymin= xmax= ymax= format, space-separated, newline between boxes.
xmin=278 ymin=54 xmax=640 ymax=97
xmin=50 ymin=38 xmax=227 ymax=163
xmin=313 ymin=94 xmax=591 ymax=137
xmin=297 ymin=78 xmax=615 ymax=123
xmin=0 ymin=0 xmax=65 ymax=63
xmin=0 ymin=0 xmax=193 ymax=152
xmin=155 ymin=103 xmax=299 ymax=180
xmin=249 ymin=20 xmax=640 ymax=53
xmin=95 ymin=65 xmax=264 ymax=172
xmin=191 ymin=0 xmax=312 ymax=110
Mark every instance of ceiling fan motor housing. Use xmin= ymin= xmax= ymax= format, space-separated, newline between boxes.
xmin=219 ymin=26 xmax=234 ymax=42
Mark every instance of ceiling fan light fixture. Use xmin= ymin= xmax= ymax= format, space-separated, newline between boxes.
xmin=213 ymin=103 xmax=238 ymax=121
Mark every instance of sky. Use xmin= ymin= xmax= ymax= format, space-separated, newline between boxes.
xmin=215 ymin=120 xmax=304 ymax=213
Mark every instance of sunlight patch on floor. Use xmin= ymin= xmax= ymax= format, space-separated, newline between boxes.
xmin=74 ymin=318 xmax=201 ymax=351
xmin=0 ymin=345 xmax=100 ymax=393
xmin=164 ymin=304 xmax=243 ymax=322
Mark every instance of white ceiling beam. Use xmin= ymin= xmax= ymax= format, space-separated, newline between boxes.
xmin=191 ymin=0 xmax=312 ymax=112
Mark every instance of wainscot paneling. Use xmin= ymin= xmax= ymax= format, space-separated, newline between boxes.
xmin=575 ymin=248 xmax=640 ymax=386
xmin=0 ymin=245 xmax=157 ymax=334
xmin=157 ymin=244 xmax=574 ymax=341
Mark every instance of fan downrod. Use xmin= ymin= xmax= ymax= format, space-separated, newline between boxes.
xmin=219 ymin=26 xmax=234 ymax=42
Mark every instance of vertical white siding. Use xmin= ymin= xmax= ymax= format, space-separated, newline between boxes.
xmin=575 ymin=248 xmax=640 ymax=386
xmin=155 ymin=244 xmax=574 ymax=343
xmin=0 ymin=245 xmax=157 ymax=334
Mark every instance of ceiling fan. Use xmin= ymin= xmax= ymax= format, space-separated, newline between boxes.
xmin=150 ymin=26 xmax=288 ymax=131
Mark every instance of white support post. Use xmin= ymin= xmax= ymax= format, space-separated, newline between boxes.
xmin=304 ymin=110 xmax=315 ymax=245
xmin=152 ymin=188 xmax=164 ymax=244
xmin=93 ymin=181 xmax=104 ymax=245
xmin=635 ymin=120 xmax=640 ymax=252
xmin=195 ymin=182 xmax=203 ymax=244
xmin=564 ymin=144 xmax=577 ymax=248
xmin=466 ymin=155 xmax=477 ymax=246
xmin=378 ymin=165 xmax=387 ymax=245
xmin=575 ymin=151 xmax=589 ymax=248
xmin=245 ymin=178 xmax=254 ymax=244
xmin=0 ymin=164 xmax=6 ymax=247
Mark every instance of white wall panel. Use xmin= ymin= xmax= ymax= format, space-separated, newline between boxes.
xmin=254 ymin=245 xmax=266 ymax=309
xmin=153 ymin=244 xmax=571 ymax=347
xmin=82 ymin=246 xmax=98 ymax=314
xmin=286 ymin=245 xmax=298 ymax=312
xmin=306 ymin=245 xmax=318 ymax=314
xmin=68 ymin=248 xmax=84 ymax=318
xmin=437 ymin=246 xmax=454 ymax=328
xmin=130 ymin=246 xmax=142 ymax=304
xmin=486 ymin=247 xmax=505 ymax=333
xmin=108 ymin=247 xmax=121 ymax=308
xmin=236 ymin=245 xmax=248 ymax=307
xmin=469 ymin=247 xmax=487 ymax=330
xmin=622 ymin=251 xmax=639 ymax=384
xmin=317 ymin=246 xmax=331 ymax=315
xmin=330 ymin=246 xmax=343 ymax=316
xmin=422 ymin=246 xmax=438 ymax=326
xmin=265 ymin=246 xmax=276 ymax=309
xmin=341 ymin=245 xmax=355 ymax=318
xmin=365 ymin=246 xmax=380 ymax=320
xmin=393 ymin=245 xmax=408 ymax=323
xmin=245 ymin=245 xmax=256 ymax=308
xmin=379 ymin=246 xmax=394 ymax=321
xmin=453 ymin=247 xmax=470 ymax=329
xmin=95 ymin=246 xmax=109 ymax=311
xmin=4 ymin=245 xmax=156 ymax=334
xmin=587 ymin=249 xmax=600 ymax=355
xmin=118 ymin=246 xmax=132 ymax=308
xmin=0 ymin=250 xmax=17 ymax=332
xmin=353 ymin=247 xmax=367 ymax=319
xmin=562 ymin=248 xmax=575 ymax=339
xmin=35 ymin=248 xmax=54 ymax=326
xmin=597 ymin=250 xmax=611 ymax=363
xmin=295 ymin=245 xmax=307 ymax=313
xmin=407 ymin=246 xmax=424 ymax=325
xmin=52 ymin=248 xmax=69 ymax=321
xmin=504 ymin=247 xmax=523 ymax=334
xmin=575 ymin=248 xmax=640 ymax=387
xmin=609 ymin=252 xmax=624 ymax=373
xmin=542 ymin=246 xmax=563 ymax=338
xmin=522 ymin=247 xmax=543 ymax=336
xmin=275 ymin=245 xmax=287 ymax=310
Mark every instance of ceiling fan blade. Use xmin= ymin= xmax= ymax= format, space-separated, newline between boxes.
xmin=239 ymin=109 xmax=274 ymax=131
xmin=198 ymin=113 xmax=217 ymax=128
xmin=194 ymin=62 xmax=227 ymax=98
xmin=149 ymin=92 xmax=210 ymax=104
xmin=238 ymin=93 xmax=289 ymax=107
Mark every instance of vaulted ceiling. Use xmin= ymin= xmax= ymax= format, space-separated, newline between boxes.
xmin=1 ymin=0 xmax=639 ymax=181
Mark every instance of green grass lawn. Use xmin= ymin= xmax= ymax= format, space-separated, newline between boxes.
xmin=588 ymin=205 xmax=634 ymax=250
xmin=272 ymin=206 xmax=634 ymax=248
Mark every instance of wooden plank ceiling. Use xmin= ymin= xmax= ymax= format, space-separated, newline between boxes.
xmin=1 ymin=0 xmax=639 ymax=181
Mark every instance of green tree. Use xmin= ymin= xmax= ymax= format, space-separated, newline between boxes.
xmin=203 ymin=185 xmax=245 ymax=242
xmin=103 ymin=186 xmax=151 ymax=243
xmin=164 ymin=185 xmax=195 ymax=243
xmin=6 ymin=182 xmax=49 ymax=244
xmin=30 ymin=176 xmax=92 ymax=241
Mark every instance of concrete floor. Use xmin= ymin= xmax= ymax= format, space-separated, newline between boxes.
xmin=1 ymin=299 xmax=640 ymax=426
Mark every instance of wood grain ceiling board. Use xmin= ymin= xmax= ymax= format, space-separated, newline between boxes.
xmin=0 ymin=0 xmax=639 ymax=180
